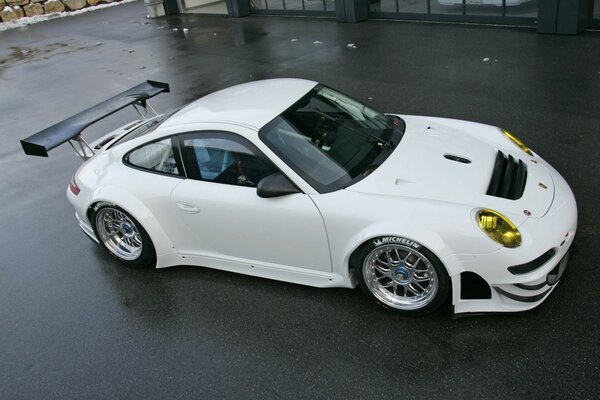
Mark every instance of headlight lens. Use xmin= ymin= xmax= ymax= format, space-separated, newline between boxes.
xmin=502 ymin=129 xmax=532 ymax=156
xmin=477 ymin=209 xmax=522 ymax=248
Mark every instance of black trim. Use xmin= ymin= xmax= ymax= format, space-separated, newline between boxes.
xmin=251 ymin=9 xmax=335 ymax=17
xmin=460 ymin=272 xmax=491 ymax=300
xmin=486 ymin=150 xmax=527 ymax=200
xmin=444 ymin=154 xmax=471 ymax=164
xmin=494 ymin=286 xmax=551 ymax=303
xmin=21 ymin=81 xmax=169 ymax=157
xmin=123 ymin=134 xmax=185 ymax=179
xmin=514 ymin=282 xmax=547 ymax=291
xmin=508 ymin=248 xmax=556 ymax=275
xmin=546 ymin=250 xmax=570 ymax=286
xmin=368 ymin=13 xmax=537 ymax=27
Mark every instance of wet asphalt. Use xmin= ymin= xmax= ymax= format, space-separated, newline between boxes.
xmin=1 ymin=2 xmax=599 ymax=399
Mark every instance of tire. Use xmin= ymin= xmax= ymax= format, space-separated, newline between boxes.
xmin=355 ymin=236 xmax=450 ymax=315
xmin=90 ymin=202 xmax=156 ymax=269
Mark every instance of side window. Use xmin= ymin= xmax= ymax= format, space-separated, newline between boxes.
xmin=180 ymin=133 xmax=276 ymax=188
xmin=126 ymin=137 xmax=181 ymax=176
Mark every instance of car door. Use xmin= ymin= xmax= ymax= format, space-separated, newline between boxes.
xmin=169 ymin=130 xmax=332 ymax=273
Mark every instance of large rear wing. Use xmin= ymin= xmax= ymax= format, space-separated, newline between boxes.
xmin=20 ymin=80 xmax=170 ymax=159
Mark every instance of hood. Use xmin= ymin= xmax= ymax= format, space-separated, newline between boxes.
xmin=347 ymin=115 xmax=555 ymax=221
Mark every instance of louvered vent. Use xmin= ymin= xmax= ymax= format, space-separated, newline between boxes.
xmin=486 ymin=151 xmax=527 ymax=200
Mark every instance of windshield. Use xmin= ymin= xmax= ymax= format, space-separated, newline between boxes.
xmin=259 ymin=84 xmax=404 ymax=193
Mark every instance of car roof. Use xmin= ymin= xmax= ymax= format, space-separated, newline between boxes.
xmin=161 ymin=78 xmax=317 ymax=130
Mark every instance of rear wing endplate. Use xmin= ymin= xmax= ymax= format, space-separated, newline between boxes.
xmin=20 ymin=80 xmax=170 ymax=159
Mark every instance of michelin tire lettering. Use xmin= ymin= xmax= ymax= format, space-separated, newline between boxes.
xmin=372 ymin=236 xmax=421 ymax=250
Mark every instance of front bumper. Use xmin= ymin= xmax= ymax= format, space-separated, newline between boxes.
xmin=449 ymin=160 xmax=577 ymax=315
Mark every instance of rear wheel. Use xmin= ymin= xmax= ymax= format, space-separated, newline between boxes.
xmin=355 ymin=237 xmax=449 ymax=315
xmin=91 ymin=203 xmax=156 ymax=268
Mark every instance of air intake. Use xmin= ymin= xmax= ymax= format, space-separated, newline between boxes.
xmin=486 ymin=151 xmax=527 ymax=200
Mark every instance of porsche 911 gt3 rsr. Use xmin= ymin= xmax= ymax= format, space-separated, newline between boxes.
xmin=21 ymin=79 xmax=577 ymax=316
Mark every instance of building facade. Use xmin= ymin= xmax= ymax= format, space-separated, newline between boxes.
xmin=153 ymin=0 xmax=600 ymax=34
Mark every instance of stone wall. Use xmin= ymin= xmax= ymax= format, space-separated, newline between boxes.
xmin=0 ymin=0 xmax=123 ymax=22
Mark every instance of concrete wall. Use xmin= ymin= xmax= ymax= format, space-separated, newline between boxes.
xmin=0 ymin=0 xmax=124 ymax=22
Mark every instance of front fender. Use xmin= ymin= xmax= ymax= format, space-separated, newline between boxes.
xmin=314 ymin=191 xmax=502 ymax=280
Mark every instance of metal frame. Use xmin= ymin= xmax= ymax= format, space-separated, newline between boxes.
xmin=251 ymin=9 xmax=336 ymax=16
xmin=69 ymin=100 xmax=159 ymax=161
xmin=592 ymin=7 xmax=600 ymax=29
xmin=176 ymin=0 xmax=230 ymax=13
xmin=369 ymin=12 xmax=536 ymax=26
xmin=369 ymin=0 xmax=538 ymax=27
xmin=250 ymin=0 xmax=335 ymax=15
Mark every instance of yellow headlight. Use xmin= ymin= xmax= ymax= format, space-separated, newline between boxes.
xmin=477 ymin=209 xmax=522 ymax=248
xmin=502 ymin=129 xmax=533 ymax=156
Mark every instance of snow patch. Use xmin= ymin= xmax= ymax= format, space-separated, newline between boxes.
xmin=0 ymin=0 xmax=139 ymax=32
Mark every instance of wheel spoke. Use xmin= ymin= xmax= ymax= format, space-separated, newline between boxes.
xmin=96 ymin=207 xmax=143 ymax=261
xmin=412 ymin=280 xmax=427 ymax=291
xmin=406 ymin=284 xmax=421 ymax=296
xmin=393 ymin=248 xmax=404 ymax=265
xmin=379 ymin=280 xmax=394 ymax=288
xmin=374 ymin=261 xmax=389 ymax=274
xmin=413 ymin=275 xmax=431 ymax=283
xmin=363 ymin=242 xmax=441 ymax=311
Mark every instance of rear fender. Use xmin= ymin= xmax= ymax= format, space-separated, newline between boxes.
xmin=89 ymin=185 xmax=175 ymax=257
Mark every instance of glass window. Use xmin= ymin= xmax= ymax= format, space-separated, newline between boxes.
xmin=303 ymin=0 xmax=324 ymax=11
xmin=466 ymin=1 xmax=502 ymax=17
xmin=430 ymin=0 xmax=462 ymax=15
xmin=259 ymin=85 xmax=404 ymax=193
xmin=181 ymin=133 xmax=276 ymax=188
xmin=126 ymin=138 xmax=181 ymax=176
xmin=369 ymin=0 xmax=396 ymax=13
xmin=266 ymin=0 xmax=284 ymax=9
xmin=250 ymin=0 xmax=267 ymax=9
xmin=398 ymin=0 xmax=427 ymax=13
xmin=595 ymin=0 xmax=600 ymax=19
xmin=505 ymin=0 xmax=538 ymax=18
xmin=285 ymin=0 xmax=303 ymax=10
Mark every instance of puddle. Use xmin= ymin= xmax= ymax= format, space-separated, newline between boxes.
xmin=0 ymin=41 xmax=102 ymax=72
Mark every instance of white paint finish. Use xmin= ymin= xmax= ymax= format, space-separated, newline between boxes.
xmin=162 ymin=79 xmax=317 ymax=130
xmin=170 ymin=180 xmax=332 ymax=272
xmin=65 ymin=78 xmax=578 ymax=314
xmin=358 ymin=115 xmax=554 ymax=219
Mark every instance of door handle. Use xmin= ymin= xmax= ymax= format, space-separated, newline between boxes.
xmin=176 ymin=202 xmax=200 ymax=214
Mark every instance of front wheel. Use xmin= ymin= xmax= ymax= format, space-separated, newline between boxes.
xmin=91 ymin=203 xmax=156 ymax=269
xmin=355 ymin=237 xmax=450 ymax=315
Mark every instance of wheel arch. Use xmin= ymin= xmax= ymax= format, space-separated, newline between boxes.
xmin=343 ymin=222 xmax=455 ymax=283
xmin=87 ymin=185 xmax=176 ymax=258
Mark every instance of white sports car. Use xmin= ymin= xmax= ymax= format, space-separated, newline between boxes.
xmin=21 ymin=79 xmax=577 ymax=316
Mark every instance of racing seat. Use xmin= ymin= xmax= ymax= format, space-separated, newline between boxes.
xmin=193 ymin=144 xmax=234 ymax=181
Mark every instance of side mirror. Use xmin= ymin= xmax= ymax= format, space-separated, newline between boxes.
xmin=257 ymin=172 xmax=301 ymax=198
